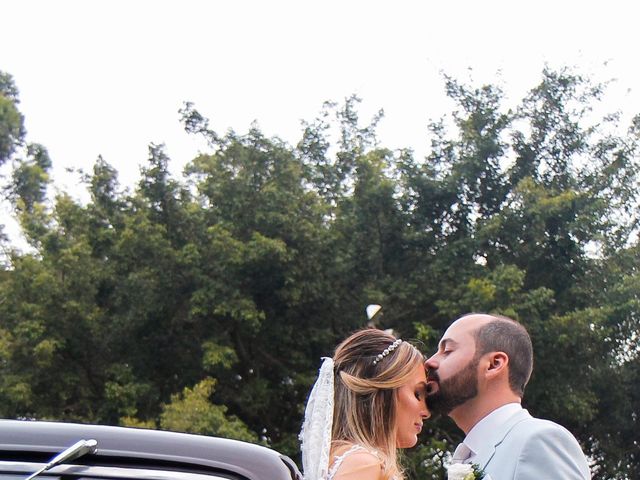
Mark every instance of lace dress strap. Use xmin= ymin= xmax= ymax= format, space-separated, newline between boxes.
xmin=327 ymin=445 xmax=381 ymax=480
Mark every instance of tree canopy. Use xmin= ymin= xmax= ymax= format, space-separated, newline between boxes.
xmin=0 ymin=67 xmax=638 ymax=479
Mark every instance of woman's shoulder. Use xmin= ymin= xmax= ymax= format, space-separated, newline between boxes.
xmin=328 ymin=444 xmax=383 ymax=480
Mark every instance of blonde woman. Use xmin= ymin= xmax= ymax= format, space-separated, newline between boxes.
xmin=300 ymin=328 xmax=431 ymax=480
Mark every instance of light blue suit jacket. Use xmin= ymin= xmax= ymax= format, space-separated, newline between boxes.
xmin=473 ymin=409 xmax=591 ymax=480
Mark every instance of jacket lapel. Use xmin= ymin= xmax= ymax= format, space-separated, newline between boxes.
xmin=475 ymin=409 xmax=532 ymax=470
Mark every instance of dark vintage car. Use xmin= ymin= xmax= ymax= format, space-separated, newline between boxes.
xmin=0 ymin=419 xmax=302 ymax=480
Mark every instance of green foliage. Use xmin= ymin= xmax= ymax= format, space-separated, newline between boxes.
xmin=0 ymin=67 xmax=638 ymax=478
xmin=202 ymin=341 xmax=238 ymax=371
xmin=0 ymin=72 xmax=25 ymax=166
xmin=159 ymin=378 xmax=257 ymax=443
xmin=402 ymin=437 xmax=450 ymax=480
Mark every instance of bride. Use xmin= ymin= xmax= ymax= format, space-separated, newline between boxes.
xmin=300 ymin=328 xmax=431 ymax=480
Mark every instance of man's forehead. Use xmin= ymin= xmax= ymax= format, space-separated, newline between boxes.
xmin=453 ymin=314 xmax=493 ymax=329
xmin=444 ymin=314 xmax=492 ymax=338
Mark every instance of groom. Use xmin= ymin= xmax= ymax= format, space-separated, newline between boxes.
xmin=425 ymin=313 xmax=590 ymax=479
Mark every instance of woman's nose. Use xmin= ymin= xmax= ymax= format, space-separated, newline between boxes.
xmin=421 ymin=405 xmax=431 ymax=420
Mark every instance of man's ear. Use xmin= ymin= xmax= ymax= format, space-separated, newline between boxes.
xmin=486 ymin=352 xmax=508 ymax=377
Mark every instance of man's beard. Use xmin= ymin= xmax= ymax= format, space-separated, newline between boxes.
xmin=427 ymin=356 xmax=479 ymax=415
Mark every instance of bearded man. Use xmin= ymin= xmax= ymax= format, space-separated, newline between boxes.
xmin=425 ymin=313 xmax=591 ymax=480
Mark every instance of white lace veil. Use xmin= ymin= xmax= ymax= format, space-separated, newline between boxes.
xmin=299 ymin=356 xmax=334 ymax=480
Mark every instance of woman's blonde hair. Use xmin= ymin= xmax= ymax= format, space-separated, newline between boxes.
xmin=331 ymin=328 xmax=424 ymax=480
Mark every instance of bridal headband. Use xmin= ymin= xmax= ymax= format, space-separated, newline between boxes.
xmin=372 ymin=338 xmax=403 ymax=365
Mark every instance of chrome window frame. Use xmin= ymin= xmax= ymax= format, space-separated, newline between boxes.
xmin=0 ymin=461 xmax=238 ymax=480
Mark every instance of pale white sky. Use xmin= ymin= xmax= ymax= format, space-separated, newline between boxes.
xmin=2 ymin=0 xmax=639 ymax=240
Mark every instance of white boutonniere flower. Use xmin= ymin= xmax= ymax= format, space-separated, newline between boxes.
xmin=447 ymin=463 xmax=486 ymax=480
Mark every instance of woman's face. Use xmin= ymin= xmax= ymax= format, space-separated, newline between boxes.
xmin=394 ymin=362 xmax=430 ymax=448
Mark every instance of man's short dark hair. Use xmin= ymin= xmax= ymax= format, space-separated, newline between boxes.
xmin=471 ymin=315 xmax=533 ymax=396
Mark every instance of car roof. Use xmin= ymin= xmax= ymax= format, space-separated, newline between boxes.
xmin=0 ymin=419 xmax=300 ymax=480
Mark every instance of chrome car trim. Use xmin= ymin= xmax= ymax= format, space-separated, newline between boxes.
xmin=0 ymin=461 xmax=233 ymax=480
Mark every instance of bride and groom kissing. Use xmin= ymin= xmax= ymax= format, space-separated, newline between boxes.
xmin=300 ymin=313 xmax=591 ymax=480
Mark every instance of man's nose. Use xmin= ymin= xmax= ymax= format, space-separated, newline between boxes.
xmin=424 ymin=354 xmax=438 ymax=369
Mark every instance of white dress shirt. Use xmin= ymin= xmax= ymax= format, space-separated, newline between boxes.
xmin=463 ymin=402 xmax=523 ymax=464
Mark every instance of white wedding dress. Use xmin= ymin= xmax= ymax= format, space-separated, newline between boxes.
xmin=327 ymin=445 xmax=394 ymax=480
xmin=327 ymin=445 xmax=373 ymax=479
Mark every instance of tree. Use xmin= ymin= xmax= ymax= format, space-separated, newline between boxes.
xmin=0 ymin=72 xmax=25 ymax=167
xmin=0 ymin=67 xmax=638 ymax=478
xmin=159 ymin=378 xmax=257 ymax=442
